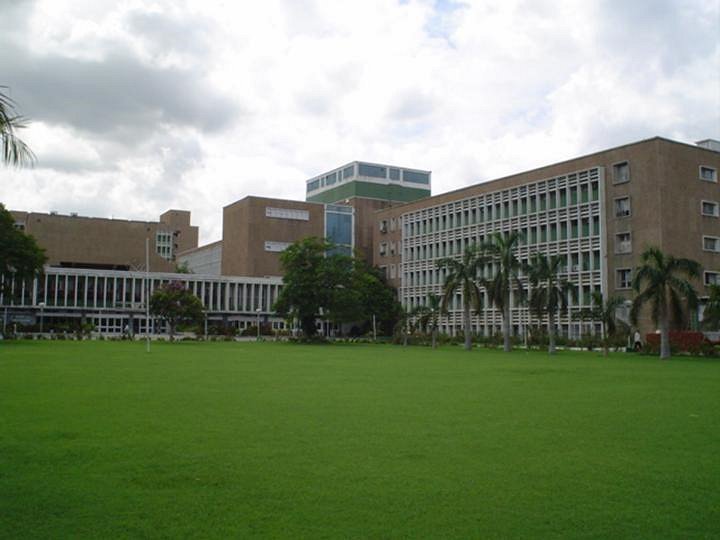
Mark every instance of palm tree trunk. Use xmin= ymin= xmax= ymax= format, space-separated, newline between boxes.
xmin=660 ymin=315 xmax=671 ymax=359
xmin=503 ymin=295 xmax=511 ymax=352
xmin=602 ymin=321 xmax=608 ymax=357
xmin=463 ymin=303 xmax=472 ymax=351
xmin=548 ymin=312 xmax=556 ymax=355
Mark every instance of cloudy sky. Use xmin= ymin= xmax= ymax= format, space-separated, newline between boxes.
xmin=1 ymin=0 xmax=718 ymax=243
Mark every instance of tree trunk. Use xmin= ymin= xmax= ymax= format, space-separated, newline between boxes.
xmin=463 ymin=303 xmax=472 ymax=351
xmin=169 ymin=321 xmax=175 ymax=342
xmin=503 ymin=293 xmax=511 ymax=352
xmin=548 ymin=312 xmax=556 ymax=355
xmin=602 ymin=321 xmax=608 ymax=357
xmin=431 ymin=326 xmax=437 ymax=349
xmin=660 ymin=315 xmax=671 ymax=359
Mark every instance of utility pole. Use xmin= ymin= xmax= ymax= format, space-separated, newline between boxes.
xmin=146 ymin=238 xmax=150 ymax=353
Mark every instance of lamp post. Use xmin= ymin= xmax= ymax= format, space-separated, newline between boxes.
xmin=255 ymin=307 xmax=262 ymax=341
xmin=38 ymin=302 xmax=46 ymax=334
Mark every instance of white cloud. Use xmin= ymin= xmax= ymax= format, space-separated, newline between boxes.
xmin=1 ymin=0 xmax=718 ymax=244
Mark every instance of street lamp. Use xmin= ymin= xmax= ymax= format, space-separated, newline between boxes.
xmin=255 ymin=307 xmax=262 ymax=341
xmin=38 ymin=302 xmax=46 ymax=334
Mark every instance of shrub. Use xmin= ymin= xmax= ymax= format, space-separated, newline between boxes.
xmin=645 ymin=331 xmax=706 ymax=355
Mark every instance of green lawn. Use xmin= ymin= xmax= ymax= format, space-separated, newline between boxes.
xmin=1 ymin=341 xmax=719 ymax=539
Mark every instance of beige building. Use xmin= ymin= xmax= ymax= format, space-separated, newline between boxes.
xmin=10 ymin=209 xmax=198 ymax=273
xmin=372 ymin=137 xmax=720 ymax=337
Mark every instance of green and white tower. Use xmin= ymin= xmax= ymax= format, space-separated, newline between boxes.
xmin=305 ymin=161 xmax=431 ymax=204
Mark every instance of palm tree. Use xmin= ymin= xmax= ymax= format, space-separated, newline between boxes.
xmin=437 ymin=244 xmax=484 ymax=351
xmin=1 ymin=87 xmax=35 ymax=167
xmin=412 ymin=294 xmax=442 ymax=349
xmin=700 ymin=284 xmax=720 ymax=330
xmin=630 ymin=246 xmax=700 ymax=359
xmin=482 ymin=232 xmax=523 ymax=352
xmin=577 ymin=290 xmax=625 ymax=357
xmin=526 ymin=253 xmax=573 ymax=355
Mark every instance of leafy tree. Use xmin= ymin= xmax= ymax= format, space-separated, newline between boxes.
xmin=274 ymin=237 xmax=341 ymax=337
xmin=149 ymin=281 xmax=204 ymax=341
xmin=274 ymin=238 xmax=400 ymax=338
xmin=526 ymin=253 xmax=573 ymax=355
xmin=482 ymin=232 xmax=523 ymax=352
xmin=630 ymin=246 xmax=700 ymax=359
xmin=437 ymin=244 xmax=484 ymax=351
xmin=576 ymin=290 xmax=625 ymax=357
xmin=1 ymin=87 xmax=35 ymax=167
xmin=0 ymin=203 xmax=46 ymax=297
xmin=412 ymin=294 xmax=442 ymax=348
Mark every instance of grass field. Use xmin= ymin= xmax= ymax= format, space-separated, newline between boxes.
xmin=1 ymin=341 xmax=719 ymax=539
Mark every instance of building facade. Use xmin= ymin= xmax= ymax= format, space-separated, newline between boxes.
xmin=10 ymin=209 xmax=198 ymax=272
xmin=372 ymin=137 xmax=720 ymax=337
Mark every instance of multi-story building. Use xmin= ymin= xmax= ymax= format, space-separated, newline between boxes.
xmin=3 ymin=138 xmax=719 ymax=337
xmin=372 ymin=137 xmax=720 ymax=337
xmin=306 ymin=161 xmax=432 ymax=260
xmin=10 ymin=209 xmax=198 ymax=272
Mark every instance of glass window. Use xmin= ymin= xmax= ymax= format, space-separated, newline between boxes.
xmin=703 ymin=236 xmax=720 ymax=253
xmin=326 ymin=211 xmax=352 ymax=246
xmin=702 ymin=201 xmax=719 ymax=217
xmin=358 ymin=163 xmax=387 ymax=178
xmin=616 ymin=232 xmax=632 ymax=254
xmin=705 ymin=272 xmax=720 ymax=286
xmin=700 ymin=166 xmax=717 ymax=182
xmin=343 ymin=166 xmax=354 ymax=179
xmin=617 ymin=269 xmax=632 ymax=289
xmin=389 ymin=168 xmax=400 ymax=180
xmin=325 ymin=172 xmax=337 ymax=185
xmin=403 ymin=170 xmax=430 ymax=184
xmin=613 ymin=161 xmax=630 ymax=183
xmin=615 ymin=197 xmax=631 ymax=217
xmin=307 ymin=179 xmax=320 ymax=192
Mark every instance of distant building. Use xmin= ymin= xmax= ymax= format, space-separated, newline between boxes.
xmin=10 ymin=209 xmax=198 ymax=272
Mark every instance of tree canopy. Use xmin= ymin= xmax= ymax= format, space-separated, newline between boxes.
xmin=0 ymin=203 xmax=46 ymax=295
xmin=273 ymin=237 xmax=400 ymax=337
xmin=149 ymin=281 xmax=204 ymax=340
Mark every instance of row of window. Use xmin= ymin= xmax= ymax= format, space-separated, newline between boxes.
xmin=404 ymin=183 xmax=600 ymax=237
xmin=307 ymin=163 xmax=431 ymax=192
xmin=612 ymin=162 xmax=717 ymax=184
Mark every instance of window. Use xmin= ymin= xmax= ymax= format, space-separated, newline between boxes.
xmin=617 ymin=268 xmax=632 ymax=289
xmin=615 ymin=232 xmax=632 ymax=254
xmin=156 ymin=231 xmax=173 ymax=260
xmin=379 ymin=242 xmax=388 ymax=256
xmin=389 ymin=168 xmax=400 ymax=180
xmin=266 ymin=207 xmax=310 ymax=221
xmin=379 ymin=220 xmax=388 ymax=233
xmin=264 ymin=241 xmax=291 ymax=252
xmin=702 ymin=201 xmax=719 ymax=217
xmin=306 ymin=179 xmax=320 ymax=192
xmin=705 ymin=271 xmax=720 ymax=286
xmin=325 ymin=172 xmax=337 ymax=185
xmin=615 ymin=197 xmax=631 ymax=217
xmin=13 ymin=222 xmax=25 ymax=231
xmin=358 ymin=163 xmax=387 ymax=178
xmin=700 ymin=166 xmax=717 ymax=182
xmin=703 ymin=236 xmax=720 ymax=253
xmin=403 ymin=170 xmax=430 ymax=184
xmin=343 ymin=165 xmax=354 ymax=179
xmin=613 ymin=161 xmax=630 ymax=184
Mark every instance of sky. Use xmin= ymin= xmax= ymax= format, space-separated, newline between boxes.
xmin=1 ymin=0 xmax=719 ymax=244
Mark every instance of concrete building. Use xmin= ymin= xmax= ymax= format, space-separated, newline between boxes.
xmin=306 ymin=161 xmax=431 ymax=260
xmin=3 ymin=138 xmax=719 ymax=337
xmin=10 ymin=209 xmax=198 ymax=272
xmin=372 ymin=137 xmax=720 ymax=337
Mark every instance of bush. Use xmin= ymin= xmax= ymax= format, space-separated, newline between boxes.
xmin=645 ymin=331 xmax=706 ymax=354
